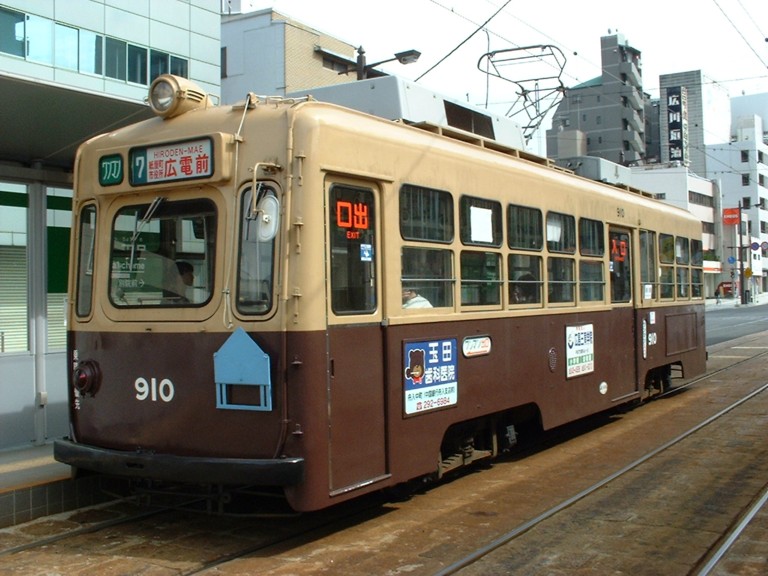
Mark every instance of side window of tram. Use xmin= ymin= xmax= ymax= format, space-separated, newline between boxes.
xmin=399 ymin=184 xmax=454 ymax=308
xmin=609 ymin=230 xmax=631 ymax=303
xmin=675 ymin=237 xmax=690 ymax=298
xmin=546 ymin=212 xmax=575 ymax=304
xmin=329 ymin=185 xmax=376 ymax=314
xmin=639 ymin=230 xmax=657 ymax=300
xmin=658 ymin=233 xmax=675 ymax=299
xmin=237 ymin=185 xmax=278 ymax=314
xmin=579 ymin=218 xmax=604 ymax=302
xmin=76 ymin=204 xmax=97 ymax=317
xmin=690 ymin=239 xmax=703 ymax=298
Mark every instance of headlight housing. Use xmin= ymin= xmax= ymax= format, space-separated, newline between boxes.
xmin=148 ymin=74 xmax=211 ymax=119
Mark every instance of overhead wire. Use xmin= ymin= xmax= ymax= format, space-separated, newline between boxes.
xmin=416 ymin=0 xmax=512 ymax=82
xmin=712 ymin=0 xmax=768 ymax=69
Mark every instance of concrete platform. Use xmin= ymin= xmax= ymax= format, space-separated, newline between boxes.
xmin=0 ymin=443 xmax=113 ymax=528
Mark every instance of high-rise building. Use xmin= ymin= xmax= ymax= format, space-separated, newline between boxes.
xmin=546 ymin=34 xmax=644 ymax=166
xmin=658 ymin=70 xmax=730 ymax=178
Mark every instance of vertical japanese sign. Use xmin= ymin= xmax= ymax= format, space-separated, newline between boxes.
xmin=403 ymin=338 xmax=458 ymax=415
xmin=667 ymin=86 xmax=688 ymax=165
xmin=130 ymin=138 xmax=213 ymax=185
xmin=566 ymin=324 xmax=594 ymax=378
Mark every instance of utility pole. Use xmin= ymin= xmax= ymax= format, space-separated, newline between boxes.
xmin=739 ymin=200 xmax=747 ymax=305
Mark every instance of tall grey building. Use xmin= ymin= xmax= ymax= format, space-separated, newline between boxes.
xmin=546 ymin=34 xmax=644 ymax=165
xmin=659 ymin=70 xmax=730 ymax=178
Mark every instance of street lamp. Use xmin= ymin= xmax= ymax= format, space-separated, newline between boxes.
xmin=354 ymin=46 xmax=421 ymax=80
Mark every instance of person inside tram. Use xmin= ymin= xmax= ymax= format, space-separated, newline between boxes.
xmin=402 ymin=286 xmax=432 ymax=308
xmin=172 ymin=260 xmax=195 ymax=302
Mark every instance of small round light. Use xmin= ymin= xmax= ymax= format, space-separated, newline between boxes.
xmin=73 ymin=360 xmax=101 ymax=396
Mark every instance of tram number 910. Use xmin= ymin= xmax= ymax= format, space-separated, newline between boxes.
xmin=135 ymin=377 xmax=175 ymax=402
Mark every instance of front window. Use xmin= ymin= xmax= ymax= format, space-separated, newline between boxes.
xmin=109 ymin=198 xmax=215 ymax=307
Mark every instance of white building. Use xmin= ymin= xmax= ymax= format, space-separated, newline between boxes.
xmin=0 ymin=0 xmax=220 ymax=450
xmin=707 ymin=94 xmax=768 ymax=294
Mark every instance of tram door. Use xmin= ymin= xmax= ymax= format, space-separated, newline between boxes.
xmin=609 ymin=227 xmax=639 ymax=395
xmin=325 ymin=182 xmax=387 ymax=494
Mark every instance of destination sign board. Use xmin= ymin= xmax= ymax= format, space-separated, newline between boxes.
xmin=130 ymin=138 xmax=213 ymax=185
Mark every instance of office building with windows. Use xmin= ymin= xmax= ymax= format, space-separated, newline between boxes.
xmin=546 ymin=34 xmax=645 ymax=166
xmin=0 ymin=0 xmax=220 ymax=450
xmin=707 ymin=94 xmax=768 ymax=293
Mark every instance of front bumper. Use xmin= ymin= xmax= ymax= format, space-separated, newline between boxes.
xmin=54 ymin=439 xmax=304 ymax=486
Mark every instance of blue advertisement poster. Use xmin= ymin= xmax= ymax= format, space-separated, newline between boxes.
xmin=403 ymin=338 xmax=458 ymax=415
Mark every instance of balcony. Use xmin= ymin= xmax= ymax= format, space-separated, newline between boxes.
xmin=621 ymin=84 xmax=644 ymax=111
xmin=624 ymin=129 xmax=644 ymax=153
xmin=619 ymin=60 xmax=642 ymax=89
xmin=623 ymin=107 xmax=644 ymax=133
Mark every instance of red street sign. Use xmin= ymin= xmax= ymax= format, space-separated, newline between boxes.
xmin=722 ymin=208 xmax=740 ymax=225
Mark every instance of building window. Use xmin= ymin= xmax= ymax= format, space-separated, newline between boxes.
xmin=25 ymin=14 xmax=54 ymax=64
xmin=322 ymin=56 xmax=349 ymax=73
xmin=128 ymin=44 xmax=147 ymax=84
xmin=742 ymin=174 xmax=750 ymax=186
xmin=105 ymin=37 xmax=127 ymax=80
xmin=0 ymin=7 xmax=25 ymax=57
xmin=55 ymin=23 xmax=79 ymax=70
xmin=741 ymin=150 xmax=749 ymax=163
xmin=79 ymin=30 xmax=103 ymax=75
xmin=0 ymin=7 xmax=188 ymax=85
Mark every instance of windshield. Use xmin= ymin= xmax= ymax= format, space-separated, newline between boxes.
xmin=109 ymin=198 xmax=216 ymax=307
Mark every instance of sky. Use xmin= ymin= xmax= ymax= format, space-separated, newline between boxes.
xmin=238 ymin=0 xmax=768 ymax=148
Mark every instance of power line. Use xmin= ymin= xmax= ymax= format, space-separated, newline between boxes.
xmin=712 ymin=0 xmax=768 ymax=69
xmin=417 ymin=0 xmax=512 ymax=82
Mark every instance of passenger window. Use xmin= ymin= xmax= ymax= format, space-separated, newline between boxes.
xmin=400 ymin=184 xmax=453 ymax=242
xmin=547 ymin=257 xmax=575 ymax=303
xmin=509 ymin=254 xmax=542 ymax=305
xmin=579 ymin=218 xmax=604 ymax=256
xmin=579 ymin=261 xmax=604 ymax=302
xmin=460 ymin=251 xmax=501 ymax=306
xmin=691 ymin=239 xmax=703 ymax=298
xmin=546 ymin=212 xmax=576 ymax=253
xmin=507 ymin=204 xmax=542 ymax=250
xmin=401 ymin=247 xmax=453 ymax=308
xmin=460 ymin=196 xmax=502 ymax=247
xmin=640 ymin=230 xmax=656 ymax=300
xmin=659 ymin=233 xmax=675 ymax=299
xmin=329 ymin=185 xmax=376 ymax=314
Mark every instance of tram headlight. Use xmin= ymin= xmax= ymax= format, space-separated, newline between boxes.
xmin=148 ymin=74 xmax=211 ymax=119
xmin=73 ymin=360 xmax=102 ymax=396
